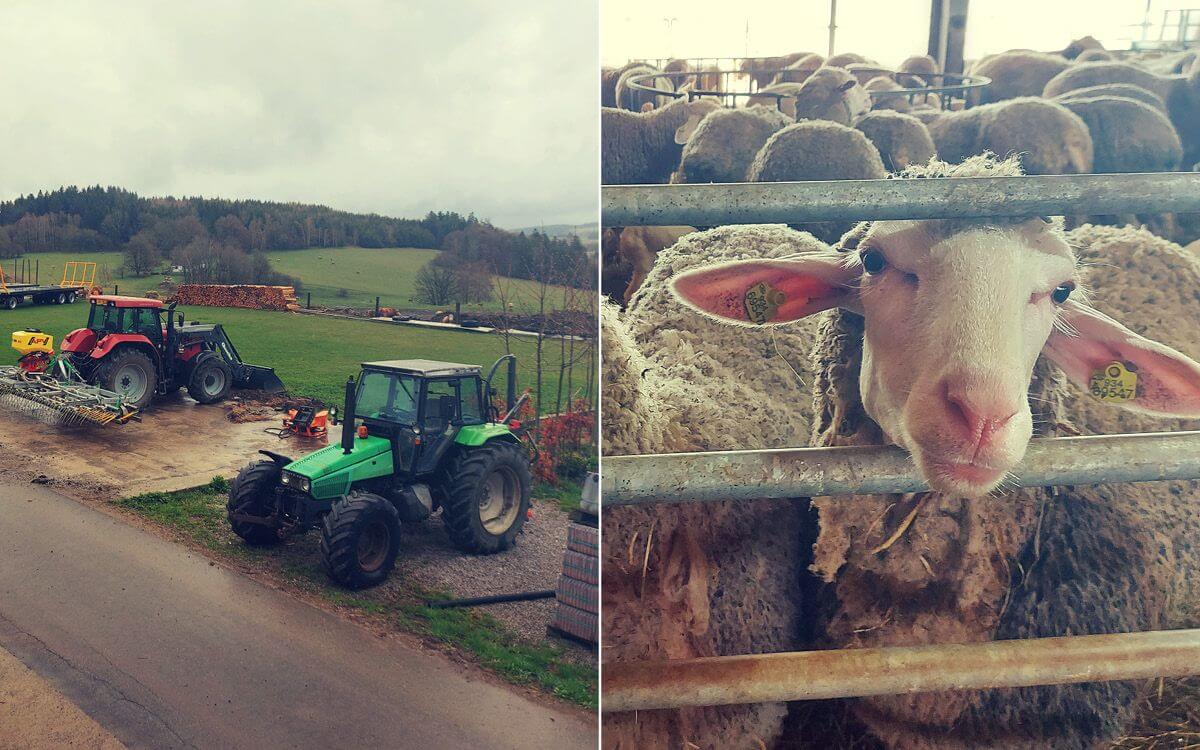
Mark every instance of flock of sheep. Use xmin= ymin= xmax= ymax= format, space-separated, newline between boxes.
xmin=601 ymin=39 xmax=1200 ymax=304
xmin=601 ymin=36 xmax=1200 ymax=750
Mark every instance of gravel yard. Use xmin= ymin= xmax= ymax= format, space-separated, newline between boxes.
xmin=397 ymin=499 xmax=576 ymax=647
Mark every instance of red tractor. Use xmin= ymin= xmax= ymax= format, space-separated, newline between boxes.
xmin=33 ymin=295 xmax=284 ymax=409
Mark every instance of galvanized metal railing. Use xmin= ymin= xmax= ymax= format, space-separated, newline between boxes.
xmin=600 ymin=172 xmax=1200 ymax=713
xmin=603 ymin=172 xmax=1200 ymax=228
xmin=603 ymin=431 xmax=1200 ymax=507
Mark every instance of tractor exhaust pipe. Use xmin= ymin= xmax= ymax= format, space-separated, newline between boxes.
xmin=342 ymin=376 xmax=356 ymax=455
xmin=485 ymin=354 xmax=518 ymax=416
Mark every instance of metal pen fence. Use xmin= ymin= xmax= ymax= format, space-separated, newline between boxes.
xmin=600 ymin=172 xmax=1200 ymax=712
xmin=623 ymin=67 xmax=989 ymax=112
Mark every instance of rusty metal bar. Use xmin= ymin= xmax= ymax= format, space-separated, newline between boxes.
xmin=602 ymin=628 xmax=1200 ymax=712
xmin=601 ymin=172 xmax=1200 ymax=227
xmin=602 ymin=431 xmax=1200 ymax=506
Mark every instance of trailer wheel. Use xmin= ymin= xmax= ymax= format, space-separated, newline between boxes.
xmin=227 ymin=460 xmax=283 ymax=546
xmin=320 ymin=491 xmax=402 ymax=588
xmin=441 ymin=441 xmax=531 ymax=554
xmin=66 ymin=291 xmax=76 ymax=303
xmin=1 ymin=297 xmax=14 ymax=310
xmin=187 ymin=353 xmax=232 ymax=404
xmin=55 ymin=292 xmax=66 ymax=305
xmin=95 ymin=348 xmax=157 ymax=409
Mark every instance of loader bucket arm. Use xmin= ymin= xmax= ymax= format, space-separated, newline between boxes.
xmin=210 ymin=325 xmax=286 ymax=394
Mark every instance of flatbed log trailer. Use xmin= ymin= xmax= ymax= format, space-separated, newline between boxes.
xmin=0 ymin=260 xmax=98 ymax=310
xmin=0 ymin=282 xmax=90 ymax=310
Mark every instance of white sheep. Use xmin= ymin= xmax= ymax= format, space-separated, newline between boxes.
xmin=671 ymin=106 xmax=793 ymax=185
xmin=602 ymin=225 xmax=827 ymax=750
xmin=604 ymin=155 xmax=1200 ymax=748
xmin=601 ymin=97 xmax=722 ymax=185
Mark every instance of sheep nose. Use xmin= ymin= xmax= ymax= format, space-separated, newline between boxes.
xmin=940 ymin=375 xmax=1018 ymax=449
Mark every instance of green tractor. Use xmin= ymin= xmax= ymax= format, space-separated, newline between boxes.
xmin=226 ymin=355 xmax=533 ymax=588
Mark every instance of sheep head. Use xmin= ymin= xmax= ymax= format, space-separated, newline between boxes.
xmin=670 ymin=216 xmax=1200 ymax=497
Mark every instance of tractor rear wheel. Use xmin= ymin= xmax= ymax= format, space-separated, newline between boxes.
xmin=441 ymin=441 xmax=531 ymax=554
xmin=320 ymin=491 xmax=402 ymax=589
xmin=187 ymin=353 xmax=232 ymax=404
xmin=227 ymin=460 xmax=283 ymax=546
xmin=95 ymin=348 xmax=157 ymax=409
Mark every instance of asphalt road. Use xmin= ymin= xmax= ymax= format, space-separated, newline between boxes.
xmin=0 ymin=483 xmax=594 ymax=749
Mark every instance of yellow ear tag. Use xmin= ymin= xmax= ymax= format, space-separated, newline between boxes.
xmin=1088 ymin=361 xmax=1138 ymax=403
xmin=744 ymin=282 xmax=786 ymax=325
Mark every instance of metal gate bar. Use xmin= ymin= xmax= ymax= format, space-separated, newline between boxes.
xmin=603 ymin=628 xmax=1200 ymax=712
xmin=602 ymin=431 xmax=1200 ymax=506
xmin=602 ymin=173 xmax=1200 ymax=227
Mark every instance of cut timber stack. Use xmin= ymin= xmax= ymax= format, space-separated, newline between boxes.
xmin=173 ymin=285 xmax=300 ymax=312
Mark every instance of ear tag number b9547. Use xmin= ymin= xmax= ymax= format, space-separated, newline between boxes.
xmin=743 ymin=282 xmax=785 ymax=325
xmin=1088 ymin=361 xmax=1138 ymax=403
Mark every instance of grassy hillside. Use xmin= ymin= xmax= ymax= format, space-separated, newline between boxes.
xmin=267 ymin=247 xmax=579 ymax=313
xmin=5 ymin=247 xmax=582 ymax=314
xmin=0 ymin=302 xmax=590 ymax=410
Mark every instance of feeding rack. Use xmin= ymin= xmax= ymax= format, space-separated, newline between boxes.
xmin=622 ymin=64 xmax=990 ymax=112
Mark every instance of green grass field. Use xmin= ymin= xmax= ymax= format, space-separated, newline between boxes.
xmin=0 ymin=302 xmax=589 ymax=410
xmin=5 ymin=247 xmax=580 ymax=314
xmin=266 ymin=246 xmax=578 ymax=313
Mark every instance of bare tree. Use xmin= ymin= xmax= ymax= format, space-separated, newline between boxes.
xmin=414 ymin=262 xmax=457 ymax=306
xmin=454 ymin=261 xmax=494 ymax=303
xmin=123 ymin=231 xmax=161 ymax=277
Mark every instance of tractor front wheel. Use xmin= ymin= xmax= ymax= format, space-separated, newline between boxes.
xmin=227 ymin=460 xmax=283 ymax=546
xmin=95 ymin=348 xmax=158 ymax=409
xmin=441 ymin=441 xmax=531 ymax=555
xmin=187 ymin=353 xmax=232 ymax=404
xmin=320 ymin=491 xmax=402 ymax=589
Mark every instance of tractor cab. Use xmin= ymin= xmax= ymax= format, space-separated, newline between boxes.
xmin=351 ymin=359 xmax=489 ymax=476
xmin=85 ymin=295 xmax=175 ymax=341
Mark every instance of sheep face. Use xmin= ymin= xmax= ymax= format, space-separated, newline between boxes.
xmin=671 ymin=218 xmax=1200 ymax=497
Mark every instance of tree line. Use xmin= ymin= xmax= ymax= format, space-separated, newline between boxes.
xmin=0 ymin=186 xmax=592 ymax=291
xmin=414 ymin=222 xmax=593 ymax=305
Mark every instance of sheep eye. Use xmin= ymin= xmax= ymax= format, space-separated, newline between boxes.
xmin=1051 ymin=283 xmax=1073 ymax=304
xmin=861 ymin=248 xmax=887 ymax=275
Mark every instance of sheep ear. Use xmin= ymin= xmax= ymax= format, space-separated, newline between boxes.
xmin=674 ymin=99 xmax=719 ymax=144
xmin=1042 ymin=299 xmax=1200 ymax=417
xmin=670 ymin=255 xmax=860 ymax=326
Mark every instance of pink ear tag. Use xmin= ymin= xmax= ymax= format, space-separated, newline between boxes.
xmin=743 ymin=282 xmax=787 ymax=324
xmin=1088 ymin=361 xmax=1138 ymax=402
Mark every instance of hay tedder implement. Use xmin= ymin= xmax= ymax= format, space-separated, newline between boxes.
xmin=0 ymin=294 xmax=285 ymax=427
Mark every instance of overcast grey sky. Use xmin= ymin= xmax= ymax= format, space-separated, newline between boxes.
xmin=0 ymin=1 xmax=598 ymax=228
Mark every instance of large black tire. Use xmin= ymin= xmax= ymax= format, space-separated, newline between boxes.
xmin=226 ymin=460 xmax=283 ymax=546
xmin=320 ymin=491 xmax=402 ymax=589
xmin=187 ymin=353 xmax=233 ymax=404
xmin=441 ymin=441 xmax=532 ymax=554
xmin=95 ymin=348 xmax=158 ymax=409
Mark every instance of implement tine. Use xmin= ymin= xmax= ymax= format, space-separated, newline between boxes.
xmin=0 ymin=366 xmax=137 ymax=427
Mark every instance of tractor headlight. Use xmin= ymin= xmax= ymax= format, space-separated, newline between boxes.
xmin=281 ymin=471 xmax=311 ymax=493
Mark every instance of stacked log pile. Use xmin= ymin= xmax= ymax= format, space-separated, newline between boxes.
xmin=173 ymin=285 xmax=299 ymax=311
